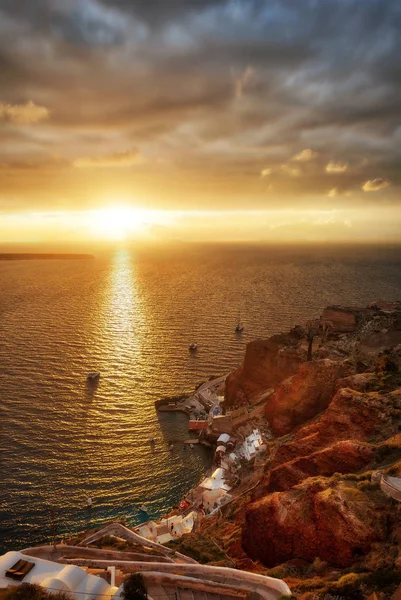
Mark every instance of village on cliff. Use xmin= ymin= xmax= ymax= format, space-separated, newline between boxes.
xmin=2 ymin=301 xmax=401 ymax=600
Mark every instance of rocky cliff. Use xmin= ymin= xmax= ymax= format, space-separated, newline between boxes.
xmin=243 ymin=477 xmax=390 ymax=568
xmin=225 ymin=330 xmax=306 ymax=407
xmin=187 ymin=301 xmax=401 ymax=599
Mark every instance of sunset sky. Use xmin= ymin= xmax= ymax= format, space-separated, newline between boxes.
xmin=0 ymin=0 xmax=400 ymax=243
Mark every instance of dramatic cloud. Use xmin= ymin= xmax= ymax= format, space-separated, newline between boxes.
xmin=73 ymin=150 xmax=143 ymax=168
xmin=362 ymin=178 xmax=391 ymax=192
xmin=281 ymin=165 xmax=301 ymax=177
xmin=0 ymin=0 xmax=400 ymax=227
xmin=325 ymin=161 xmax=348 ymax=174
xmin=0 ymin=101 xmax=49 ymax=124
xmin=292 ymin=149 xmax=318 ymax=162
xmin=327 ymin=188 xmax=338 ymax=197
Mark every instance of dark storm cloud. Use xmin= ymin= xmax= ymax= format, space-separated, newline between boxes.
xmin=0 ymin=0 xmax=401 ymax=210
xmin=96 ymin=0 xmax=228 ymax=26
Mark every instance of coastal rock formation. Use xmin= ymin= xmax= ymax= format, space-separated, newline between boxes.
xmin=242 ymin=479 xmax=389 ymax=567
xmin=313 ymin=387 xmax=401 ymax=442
xmin=225 ymin=332 xmax=305 ymax=407
xmin=267 ymin=388 xmax=401 ymax=473
xmin=334 ymin=372 xmax=377 ymax=393
xmin=264 ymin=440 xmax=374 ymax=492
xmin=242 ymin=385 xmax=401 ymax=568
xmin=320 ymin=305 xmax=366 ymax=332
xmin=265 ymin=359 xmax=341 ymax=435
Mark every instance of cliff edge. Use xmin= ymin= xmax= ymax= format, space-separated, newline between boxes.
xmin=176 ymin=301 xmax=401 ymax=599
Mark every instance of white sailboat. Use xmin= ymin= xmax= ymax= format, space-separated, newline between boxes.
xmin=235 ymin=314 xmax=244 ymax=333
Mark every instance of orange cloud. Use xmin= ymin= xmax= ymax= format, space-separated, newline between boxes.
xmin=362 ymin=178 xmax=390 ymax=192
xmin=73 ymin=150 xmax=143 ymax=168
xmin=281 ymin=164 xmax=301 ymax=177
xmin=292 ymin=149 xmax=318 ymax=161
xmin=325 ymin=161 xmax=348 ymax=173
xmin=0 ymin=100 xmax=49 ymax=124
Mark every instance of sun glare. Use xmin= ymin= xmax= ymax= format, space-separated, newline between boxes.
xmin=91 ymin=207 xmax=150 ymax=240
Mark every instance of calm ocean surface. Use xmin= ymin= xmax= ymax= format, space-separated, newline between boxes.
xmin=1 ymin=243 xmax=401 ymax=552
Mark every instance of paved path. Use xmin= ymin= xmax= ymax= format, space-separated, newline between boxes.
xmin=21 ymin=545 xmax=174 ymax=564
xmin=61 ymin=559 xmax=291 ymax=600
xmin=78 ymin=523 xmax=198 ymax=564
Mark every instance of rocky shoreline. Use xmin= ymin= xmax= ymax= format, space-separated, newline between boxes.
xmin=169 ymin=300 xmax=401 ymax=599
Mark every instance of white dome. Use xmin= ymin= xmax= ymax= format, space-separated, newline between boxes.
xmin=41 ymin=577 xmax=72 ymax=593
xmin=58 ymin=564 xmax=86 ymax=588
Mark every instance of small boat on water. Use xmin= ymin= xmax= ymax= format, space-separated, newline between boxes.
xmin=235 ymin=314 xmax=244 ymax=333
xmin=87 ymin=371 xmax=100 ymax=381
xmin=139 ymin=505 xmax=148 ymax=513
xmin=189 ymin=343 xmax=198 ymax=352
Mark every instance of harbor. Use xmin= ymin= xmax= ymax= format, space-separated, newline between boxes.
xmin=140 ymin=374 xmax=272 ymax=548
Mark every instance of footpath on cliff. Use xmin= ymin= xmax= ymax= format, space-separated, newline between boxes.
xmin=169 ymin=301 xmax=401 ymax=600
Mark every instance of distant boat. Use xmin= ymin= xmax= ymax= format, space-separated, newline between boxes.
xmin=235 ymin=315 xmax=244 ymax=333
xmin=87 ymin=372 xmax=100 ymax=381
xmin=139 ymin=505 xmax=148 ymax=513
xmin=189 ymin=343 xmax=198 ymax=351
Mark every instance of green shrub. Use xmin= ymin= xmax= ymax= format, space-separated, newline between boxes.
xmin=116 ymin=542 xmax=128 ymax=551
xmin=166 ymin=533 xmax=226 ymax=564
xmin=6 ymin=585 xmax=72 ymax=600
xmin=321 ymin=573 xmax=365 ymax=599
xmin=121 ymin=573 xmax=148 ymax=600
xmin=294 ymin=577 xmax=326 ymax=592
xmin=6 ymin=584 xmax=45 ymax=600
xmin=364 ymin=567 xmax=401 ymax=589
xmin=99 ymin=534 xmax=115 ymax=547
xmin=357 ymin=480 xmax=379 ymax=491
xmin=376 ymin=352 xmax=398 ymax=374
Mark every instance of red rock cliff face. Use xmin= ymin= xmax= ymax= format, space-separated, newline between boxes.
xmin=225 ymin=333 xmax=305 ymax=407
xmin=242 ymin=388 xmax=401 ymax=567
xmin=269 ymin=388 xmax=401 ymax=471
xmin=265 ymin=359 xmax=341 ymax=436
xmin=242 ymin=479 xmax=389 ymax=568
xmin=265 ymin=440 xmax=374 ymax=493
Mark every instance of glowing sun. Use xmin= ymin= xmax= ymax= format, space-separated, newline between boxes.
xmin=91 ymin=207 xmax=150 ymax=240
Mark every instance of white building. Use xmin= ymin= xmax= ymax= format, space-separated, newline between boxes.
xmin=241 ymin=429 xmax=265 ymax=461
xmin=133 ymin=512 xmax=197 ymax=545
xmin=199 ymin=468 xmax=232 ymax=491
xmin=201 ymin=488 xmax=233 ymax=515
xmin=0 ymin=551 xmax=116 ymax=600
